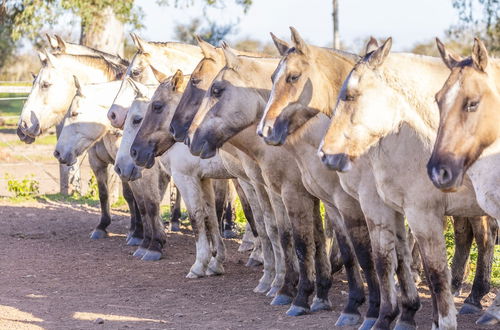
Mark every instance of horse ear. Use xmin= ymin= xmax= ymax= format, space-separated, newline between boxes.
xmin=435 ymin=38 xmax=461 ymax=69
xmin=30 ymin=72 xmax=36 ymax=81
xmin=46 ymin=34 xmax=58 ymax=50
xmin=38 ymin=51 xmax=48 ymax=65
xmin=150 ymin=65 xmax=170 ymax=83
xmin=171 ymin=70 xmax=184 ymax=91
xmin=270 ymin=32 xmax=290 ymax=56
xmin=364 ymin=37 xmax=379 ymax=55
xmin=195 ymin=35 xmax=218 ymax=59
xmin=73 ymin=76 xmax=83 ymax=96
xmin=128 ymin=77 xmax=147 ymax=99
xmin=472 ymin=37 xmax=489 ymax=72
xmin=289 ymin=27 xmax=309 ymax=55
xmin=222 ymin=43 xmax=239 ymax=69
xmin=367 ymin=37 xmax=392 ymax=68
xmin=54 ymin=35 xmax=67 ymax=53
xmin=133 ymin=34 xmax=151 ymax=54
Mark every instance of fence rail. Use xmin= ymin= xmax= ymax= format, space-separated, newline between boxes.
xmin=0 ymin=85 xmax=31 ymax=94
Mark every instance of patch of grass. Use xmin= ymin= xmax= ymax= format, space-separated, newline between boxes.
xmin=0 ymin=133 xmax=56 ymax=148
xmin=38 ymin=193 xmax=100 ymax=207
xmin=111 ymin=196 xmax=128 ymax=209
xmin=0 ymin=93 xmax=26 ymax=117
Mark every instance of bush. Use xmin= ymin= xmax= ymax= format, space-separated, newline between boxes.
xmin=5 ymin=174 xmax=39 ymax=197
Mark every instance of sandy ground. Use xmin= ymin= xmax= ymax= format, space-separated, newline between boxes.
xmin=0 ymin=198 xmax=497 ymax=330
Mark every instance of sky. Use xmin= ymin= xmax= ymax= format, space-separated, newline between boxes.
xmin=135 ymin=0 xmax=460 ymax=52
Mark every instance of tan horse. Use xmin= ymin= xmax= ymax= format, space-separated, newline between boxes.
xmin=319 ymin=38 xmax=497 ymax=329
xmin=107 ymin=34 xmax=203 ymax=128
xmin=427 ymin=38 xmax=500 ymax=326
xmin=187 ymin=46 xmax=384 ymax=322
xmin=258 ymin=29 xmax=422 ymax=329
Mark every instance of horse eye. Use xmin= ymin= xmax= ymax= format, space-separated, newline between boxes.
xmin=286 ymin=73 xmax=301 ymax=83
xmin=132 ymin=69 xmax=141 ymax=77
xmin=152 ymin=101 xmax=164 ymax=113
xmin=132 ymin=116 xmax=142 ymax=125
xmin=211 ymin=85 xmax=224 ymax=98
xmin=41 ymin=81 xmax=51 ymax=89
xmin=71 ymin=111 xmax=78 ymax=118
xmin=191 ymin=78 xmax=201 ymax=86
xmin=464 ymin=100 xmax=480 ymax=112
xmin=345 ymin=94 xmax=356 ymax=102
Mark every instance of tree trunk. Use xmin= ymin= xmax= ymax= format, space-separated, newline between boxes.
xmin=332 ymin=0 xmax=340 ymax=49
xmin=79 ymin=6 xmax=125 ymax=56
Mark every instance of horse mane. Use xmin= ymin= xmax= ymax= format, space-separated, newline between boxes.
xmin=56 ymin=54 xmax=127 ymax=80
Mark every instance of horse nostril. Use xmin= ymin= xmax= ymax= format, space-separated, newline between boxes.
xmin=130 ymin=148 xmax=138 ymax=159
xmin=439 ymin=166 xmax=452 ymax=183
xmin=184 ymin=136 xmax=190 ymax=147
xmin=53 ymin=150 xmax=60 ymax=159
xmin=110 ymin=112 xmax=116 ymax=120
xmin=169 ymin=125 xmax=175 ymax=136
xmin=114 ymin=165 xmax=121 ymax=175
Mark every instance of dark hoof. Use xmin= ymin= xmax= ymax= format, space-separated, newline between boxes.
xmin=459 ymin=303 xmax=482 ymax=314
xmin=90 ymin=229 xmax=108 ymax=240
xmin=246 ymin=258 xmax=262 ymax=267
xmin=253 ymin=282 xmax=271 ymax=294
xmin=266 ymin=286 xmax=279 ymax=297
xmin=358 ymin=317 xmax=377 ymax=330
xmin=394 ymin=321 xmax=418 ymax=330
xmin=223 ymin=229 xmax=237 ymax=239
xmin=476 ymin=312 xmax=499 ymax=325
xmin=310 ymin=297 xmax=332 ymax=312
xmin=170 ymin=222 xmax=181 ymax=232
xmin=126 ymin=232 xmax=132 ymax=241
xmin=286 ymin=304 xmax=309 ymax=316
xmin=126 ymin=236 xmax=143 ymax=246
xmin=271 ymin=294 xmax=293 ymax=306
xmin=133 ymin=247 xmax=147 ymax=258
xmin=335 ymin=313 xmax=361 ymax=327
xmin=141 ymin=250 xmax=162 ymax=261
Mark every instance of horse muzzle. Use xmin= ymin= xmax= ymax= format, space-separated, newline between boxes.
xmin=190 ymin=131 xmax=217 ymax=159
xmin=53 ymin=149 xmax=76 ymax=166
xmin=318 ymin=151 xmax=353 ymax=172
xmin=114 ymin=162 xmax=142 ymax=182
xmin=427 ymin=154 xmax=465 ymax=192
xmin=17 ymin=126 xmax=35 ymax=144
xmin=169 ymin=121 xmax=190 ymax=143
xmin=130 ymin=145 xmax=155 ymax=169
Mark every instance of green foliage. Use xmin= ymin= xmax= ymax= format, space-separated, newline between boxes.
xmin=5 ymin=174 xmax=40 ymax=198
xmin=38 ymin=192 xmax=99 ymax=207
xmin=84 ymin=174 xmax=99 ymax=199
xmin=174 ymin=17 xmax=237 ymax=45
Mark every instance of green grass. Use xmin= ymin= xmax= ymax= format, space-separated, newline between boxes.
xmin=37 ymin=193 xmax=100 ymax=207
xmin=0 ymin=93 xmax=26 ymax=117
xmin=0 ymin=134 xmax=56 ymax=148
xmin=0 ymin=82 xmax=31 ymax=86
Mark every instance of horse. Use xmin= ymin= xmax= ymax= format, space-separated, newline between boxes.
xmin=427 ymin=38 xmax=500 ymax=326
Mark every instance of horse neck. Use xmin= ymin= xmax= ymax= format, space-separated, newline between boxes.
xmin=150 ymin=43 xmax=203 ymax=74
xmin=311 ymin=47 xmax=357 ymax=116
xmin=58 ymin=56 xmax=117 ymax=83
xmin=380 ymin=53 xmax=450 ymax=143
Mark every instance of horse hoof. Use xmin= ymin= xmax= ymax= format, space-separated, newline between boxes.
xmin=126 ymin=232 xmax=132 ymax=241
xmin=286 ymin=304 xmax=309 ymax=316
xmin=310 ymin=297 xmax=332 ymax=312
xmin=170 ymin=222 xmax=181 ymax=232
xmin=394 ymin=321 xmax=417 ymax=330
xmin=266 ymin=286 xmax=279 ymax=297
xmin=238 ymin=241 xmax=254 ymax=252
xmin=223 ymin=229 xmax=237 ymax=239
xmin=90 ymin=229 xmax=108 ymax=240
xmin=358 ymin=317 xmax=377 ymax=330
xmin=459 ymin=303 xmax=482 ymax=314
xmin=270 ymin=294 xmax=293 ymax=306
xmin=186 ymin=271 xmax=203 ymax=279
xmin=126 ymin=236 xmax=142 ymax=246
xmin=205 ymin=264 xmax=224 ymax=276
xmin=246 ymin=258 xmax=262 ymax=267
xmin=133 ymin=247 xmax=147 ymax=258
xmin=253 ymin=282 xmax=271 ymax=294
xmin=141 ymin=250 xmax=162 ymax=261
xmin=476 ymin=312 xmax=499 ymax=326
xmin=335 ymin=313 xmax=361 ymax=327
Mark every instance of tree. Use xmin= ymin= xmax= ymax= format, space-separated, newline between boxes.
xmin=449 ymin=0 xmax=499 ymax=54
xmin=332 ymin=0 xmax=340 ymax=49
xmin=174 ymin=18 xmax=236 ymax=45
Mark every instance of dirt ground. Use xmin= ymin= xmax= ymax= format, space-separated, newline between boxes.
xmin=0 ymin=198 xmax=496 ymax=330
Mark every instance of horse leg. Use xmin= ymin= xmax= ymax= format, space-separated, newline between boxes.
xmin=122 ymin=181 xmax=143 ymax=246
xmin=407 ymin=209 xmax=457 ymax=330
xmin=460 ymin=216 xmax=497 ymax=314
xmin=238 ymin=179 xmax=275 ymax=293
xmin=88 ymin=149 xmax=111 ymax=240
xmin=310 ymin=200 xmax=332 ymax=313
xmin=281 ymin=189 xmax=316 ymax=317
xmin=234 ymin=178 xmax=258 ymax=238
xmin=324 ymin=209 xmax=343 ymax=274
xmin=407 ymin=228 xmax=423 ymax=284
xmin=449 ymin=216 xmax=473 ymax=297
xmin=202 ymin=179 xmax=226 ymax=276
xmin=477 ymin=292 xmax=500 ymax=325
xmin=129 ymin=180 xmax=153 ymax=259
xmin=173 ymin=174 xmax=212 ymax=278
xmin=268 ymin=191 xmax=299 ymax=306
xmin=213 ymin=179 xmax=229 ymax=234
xmin=169 ymin=184 xmax=182 ymax=232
